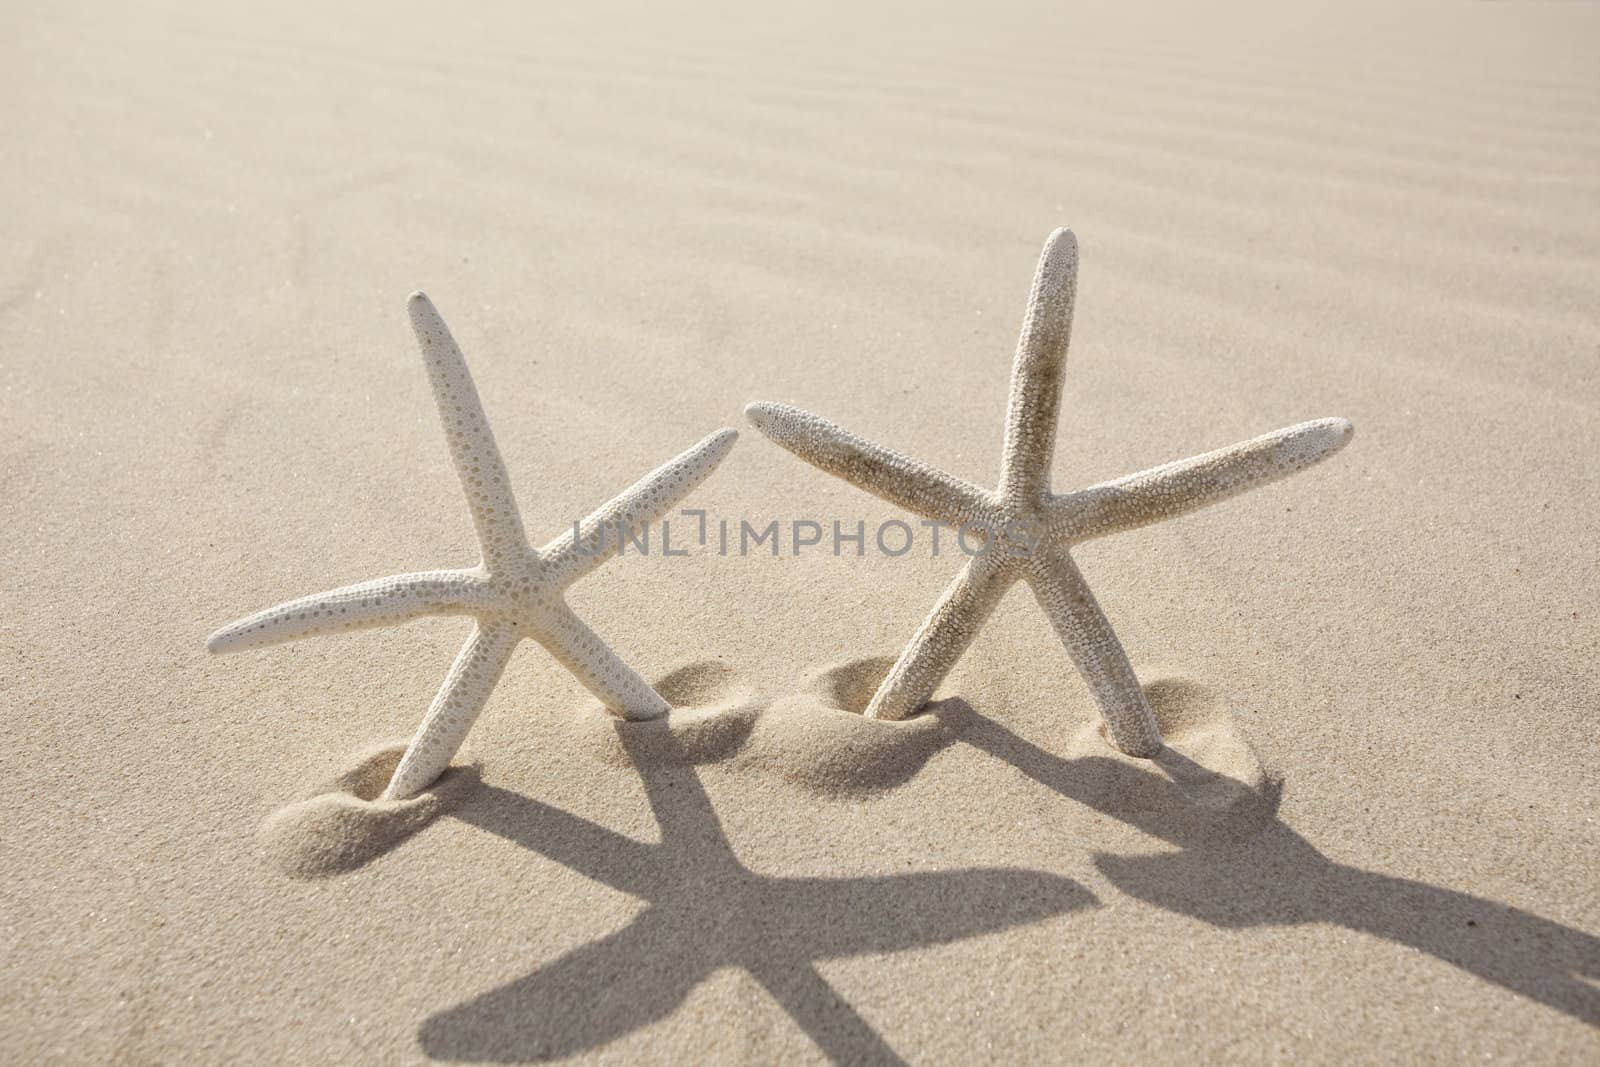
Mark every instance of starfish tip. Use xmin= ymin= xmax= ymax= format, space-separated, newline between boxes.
xmin=1319 ymin=416 xmax=1356 ymax=451
xmin=1042 ymin=227 xmax=1079 ymax=261
xmin=743 ymin=401 xmax=779 ymax=431
xmin=406 ymin=291 xmax=441 ymax=329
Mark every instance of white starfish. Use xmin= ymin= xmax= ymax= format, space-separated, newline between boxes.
xmin=746 ymin=228 xmax=1352 ymax=756
xmin=209 ymin=293 xmax=738 ymax=799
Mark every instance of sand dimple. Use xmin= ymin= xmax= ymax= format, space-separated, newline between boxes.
xmin=733 ymin=697 xmax=961 ymax=795
xmin=738 ymin=663 xmax=968 ymax=796
xmin=559 ymin=662 xmax=763 ymax=767
xmin=562 ymin=658 xmax=968 ymax=795
xmin=256 ymin=745 xmax=480 ymax=879
xmin=1059 ymin=672 xmax=1276 ymax=843
xmin=568 ymin=658 xmax=1272 ymax=817
xmin=263 ymin=666 xmax=1272 ymax=877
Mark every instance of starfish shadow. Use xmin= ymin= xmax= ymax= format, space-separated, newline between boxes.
xmin=953 ymin=701 xmax=1600 ymax=1026
xmin=418 ymin=732 xmax=1097 ymax=1063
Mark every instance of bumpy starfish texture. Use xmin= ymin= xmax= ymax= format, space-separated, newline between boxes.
xmin=747 ymin=228 xmax=1352 ymax=756
xmin=209 ymin=293 xmax=738 ymax=799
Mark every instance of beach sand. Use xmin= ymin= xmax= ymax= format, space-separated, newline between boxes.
xmin=3 ymin=0 xmax=1598 ymax=1061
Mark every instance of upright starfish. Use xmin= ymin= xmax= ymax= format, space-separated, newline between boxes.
xmin=746 ymin=229 xmax=1352 ymax=756
xmin=209 ymin=293 xmax=738 ymax=799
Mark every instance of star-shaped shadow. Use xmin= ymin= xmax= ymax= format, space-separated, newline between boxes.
xmin=955 ymin=704 xmax=1600 ymax=1027
xmin=418 ymin=731 xmax=1097 ymax=1063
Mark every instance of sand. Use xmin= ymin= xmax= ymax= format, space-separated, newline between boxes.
xmin=3 ymin=0 xmax=1598 ymax=1062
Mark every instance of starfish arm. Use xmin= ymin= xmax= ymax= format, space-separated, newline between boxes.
xmin=1026 ymin=552 xmax=1162 ymax=756
xmin=745 ymin=402 xmax=990 ymax=526
xmin=384 ymin=621 xmax=519 ymax=799
xmin=408 ymin=292 xmax=529 ymax=574
xmin=205 ymin=569 xmax=488 ymax=653
xmin=998 ymin=228 xmax=1078 ymax=505
xmin=864 ymin=557 xmax=1008 ymax=721
xmin=533 ymin=603 xmax=671 ymax=720
xmin=540 ymin=428 xmax=739 ymax=586
xmin=1054 ymin=417 xmax=1354 ymax=543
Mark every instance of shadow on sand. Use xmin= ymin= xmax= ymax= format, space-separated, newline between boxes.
xmin=419 ymin=680 xmax=1598 ymax=1062
xmin=418 ymin=729 xmax=1097 ymax=1064
xmin=955 ymin=702 xmax=1600 ymax=1029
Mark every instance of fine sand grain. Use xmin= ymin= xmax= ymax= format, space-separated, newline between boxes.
xmin=3 ymin=0 xmax=1598 ymax=1062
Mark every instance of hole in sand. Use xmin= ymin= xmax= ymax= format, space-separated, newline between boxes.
xmin=811 ymin=656 xmax=900 ymax=715
xmin=1065 ymin=674 xmax=1275 ymax=839
xmin=721 ymin=657 xmax=970 ymax=797
xmin=566 ymin=657 xmax=968 ymax=797
xmin=565 ymin=661 xmax=762 ymax=769
xmin=652 ymin=661 xmax=739 ymax=707
xmin=257 ymin=744 xmax=479 ymax=879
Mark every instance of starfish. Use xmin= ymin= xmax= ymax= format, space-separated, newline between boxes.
xmin=208 ymin=293 xmax=738 ymax=800
xmin=746 ymin=228 xmax=1353 ymax=756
